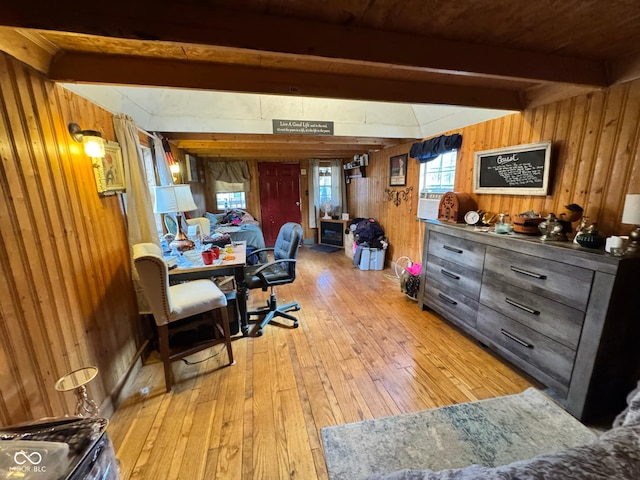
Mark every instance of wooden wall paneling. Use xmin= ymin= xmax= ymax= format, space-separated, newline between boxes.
xmin=0 ymin=52 xmax=142 ymax=426
xmin=350 ymin=79 xmax=640 ymax=268
xmin=588 ymin=87 xmax=623 ymax=230
xmin=56 ymin=88 xmax=118 ymax=403
xmin=619 ymin=86 xmax=640 ymax=201
xmin=0 ymin=56 xmax=60 ymax=420
xmin=595 ymin=84 xmax=632 ymax=234
xmin=577 ymin=92 xmax=607 ymax=223
xmin=560 ymin=96 xmax=586 ymax=215
xmin=540 ymin=102 xmax=562 ymax=217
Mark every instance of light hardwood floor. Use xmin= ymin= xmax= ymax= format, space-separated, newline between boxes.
xmin=107 ymin=247 xmax=536 ymax=479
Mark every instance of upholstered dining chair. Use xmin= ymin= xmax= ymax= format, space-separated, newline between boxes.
xmin=133 ymin=243 xmax=234 ymax=391
xmin=242 ymin=222 xmax=303 ymax=336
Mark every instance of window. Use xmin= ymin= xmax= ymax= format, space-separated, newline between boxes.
xmin=139 ymin=146 xmax=165 ymax=235
xmin=318 ymin=166 xmax=333 ymax=204
xmin=216 ymin=192 xmax=247 ymax=210
xmin=418 ymin=150 xmax=458 ymax=194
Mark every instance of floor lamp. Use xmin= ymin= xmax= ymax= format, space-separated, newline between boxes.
xmin=154 ymin=184 xmax=198 ymax=252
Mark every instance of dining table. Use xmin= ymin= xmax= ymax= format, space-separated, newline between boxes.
xmin=165 ymin=241 xmax=251 ymax=336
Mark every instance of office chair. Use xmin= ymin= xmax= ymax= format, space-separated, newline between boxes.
xmin=133 ymin=243 xmax=234 ymax=391
xmin=243 ymin=222 xmax=303 ymax=336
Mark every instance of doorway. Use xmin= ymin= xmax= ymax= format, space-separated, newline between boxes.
xmin=258 ymin=162 xmax=302 ymax=245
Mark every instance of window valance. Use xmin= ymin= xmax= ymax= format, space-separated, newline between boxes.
xmin=410 ymin=134 xmax=463 ymax=162
xmin=208 ymin=160 xmax=250 ymax=192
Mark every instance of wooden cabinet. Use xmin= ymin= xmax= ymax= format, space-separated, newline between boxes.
xmin=344 ymin=165 xmax=366 ymax=183
xmin=419 ymin=220 xmax=640 ymax=421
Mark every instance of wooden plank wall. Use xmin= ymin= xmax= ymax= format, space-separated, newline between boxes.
xmin=349 ymin=79 xmax=640 ymax=266
xmin=0 ymin=52 xmax=142 ymax=427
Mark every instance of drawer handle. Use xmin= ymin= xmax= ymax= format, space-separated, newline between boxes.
xmin=438 ymin=293 xmax=457 ymax=305
xmin=443 ymin=245 xmax=463 ymax=254
xmin=505 ymin=297 xmax=540 ymax=315
xmin=501 ymin=329 xmax=533 ymax=348
xmin=440 ymin=269 xmax=460 ymax=280
xmin=510 ymin=266 xmax=547 ymax=280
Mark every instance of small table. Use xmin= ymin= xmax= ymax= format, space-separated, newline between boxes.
xmin=55 ymin=366 xmax=100 ymax=417
xmin=166 ymin=242 xmax=250 ymax=336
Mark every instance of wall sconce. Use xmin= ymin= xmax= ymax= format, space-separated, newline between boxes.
xmin=68 ymin=122 xmax=106 ymax=158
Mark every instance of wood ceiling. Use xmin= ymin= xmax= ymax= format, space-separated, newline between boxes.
xmin=2 ymin=1 xmax=640 ymax=159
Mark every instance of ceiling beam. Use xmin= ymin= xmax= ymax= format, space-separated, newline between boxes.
xmin=0 ymin=27 xmax=56 ymax=73
xmin=178 ymin=142 xmax=384 ymax=152
xmin=194 ymin=149 xmax=359 ymax=159
xmin=2 ymin=4 xmax=607 ymax=86
xmin=608 ymin=54 xmax=640 ymax=85
xmin=167 ymin=134 xmax=412 ymax=147
xmin=49 ymin=52 xmax=525 ymax=110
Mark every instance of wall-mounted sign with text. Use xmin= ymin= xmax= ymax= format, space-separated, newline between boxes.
xmin=272 ymin=119 xmax=334 ymax=135
xmin=473 ymin=141 xmax=552 ymax=196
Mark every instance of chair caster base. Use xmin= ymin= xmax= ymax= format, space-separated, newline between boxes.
xmin=293 ymin=321 xmax=299 ymax=328
xmin=255 ymin=328 xmax=264 ymax=337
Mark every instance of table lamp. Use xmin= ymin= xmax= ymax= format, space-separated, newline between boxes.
xmin=154 ymin=184 xmax=198 ymax=252
xmin=621 ymin=193 xmax=640 ymax=253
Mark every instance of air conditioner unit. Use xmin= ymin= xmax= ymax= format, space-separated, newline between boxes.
xmin=417 ymin=193 xmax=442 ymax=220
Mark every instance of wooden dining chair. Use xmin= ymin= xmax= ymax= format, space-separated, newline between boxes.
xmin=133 ymin=242 xmax=234 ymax=391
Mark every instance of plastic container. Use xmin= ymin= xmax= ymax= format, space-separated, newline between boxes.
xmin=358 ymin=247 xmax=386 ymax=271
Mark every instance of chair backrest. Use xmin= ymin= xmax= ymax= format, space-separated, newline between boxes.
xmin=274 ymin=222 xmax=303 ymax=278
xmin=133 ymin=243 xmax=172 ymax=326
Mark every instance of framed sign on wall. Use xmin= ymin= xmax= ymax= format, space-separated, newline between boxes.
xmin=473 ymin=141 xmax=552 ymax=195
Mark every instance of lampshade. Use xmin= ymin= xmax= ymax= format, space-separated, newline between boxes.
xmin=83 ymin=134 xmax=106 ymax=157
xmin=153 ymin=185 xmax=197 ymax=213
xmin=621 ymin=194 xmax=640 ymax=224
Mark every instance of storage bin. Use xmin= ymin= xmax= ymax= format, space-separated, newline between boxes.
xmin=358 ymin=247 xmax=386 ymax=270
xmin=345 ymin=231 xmax=355 ymax=259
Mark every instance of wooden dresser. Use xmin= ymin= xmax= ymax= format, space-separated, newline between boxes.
xmin=419 ymin=220 xmax=640 ymax=421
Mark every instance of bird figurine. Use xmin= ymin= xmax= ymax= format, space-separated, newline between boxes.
xmin=560 ymin=203 xmax=584 ymax=223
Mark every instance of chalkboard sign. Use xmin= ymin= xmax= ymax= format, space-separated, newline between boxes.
xmin=473 ymin=141 xmax=551 ymax=195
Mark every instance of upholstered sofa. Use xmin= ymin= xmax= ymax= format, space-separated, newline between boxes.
xmin=367 ymin=384 xmax=640 ymax=480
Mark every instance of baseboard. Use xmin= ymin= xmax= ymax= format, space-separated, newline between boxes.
xmin=99 ymin=339 xmax=149 ymax=418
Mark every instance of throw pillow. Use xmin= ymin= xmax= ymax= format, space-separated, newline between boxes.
xmin=613 ymin=380 xmax=640 ymax=427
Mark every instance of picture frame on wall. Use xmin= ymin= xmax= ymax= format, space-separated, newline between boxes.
xmin=186 ymin=154 xmax=199 ymax=182
xmin=93 ymin=140 xmax=125 ymax=195
xmin=389 ymin=153 xmax=407 ymax=186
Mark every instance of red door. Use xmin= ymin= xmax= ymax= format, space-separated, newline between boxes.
xmin=258 ymin=162 xmax=302 ymax=245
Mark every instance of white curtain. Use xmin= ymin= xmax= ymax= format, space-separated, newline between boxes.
xmin=114 ymin=113 xmax=159 ymax=312
xmin=152 ymin=134 xmax=174 ymax=186
xmin=308 ymin=159 xmax=347 ymax=229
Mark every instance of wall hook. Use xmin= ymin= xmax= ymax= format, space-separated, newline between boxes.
xmin=385 ymin=186 xmax=413 ymax=212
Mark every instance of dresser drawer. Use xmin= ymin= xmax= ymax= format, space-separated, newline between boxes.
xmin=424 ymin=280 xmax=478 ymax=328
xmin=480 ymin=276 xmax=584 ymax=350
xmin=428 ymin=232 xmax=485 ymax=272
xmin=426 ymin=255 xmax=483 ymax=300
xmin=484 ymin=246 xmax=593 ymax=311
xmin=477 ymin=305 xmax=575 ymax=387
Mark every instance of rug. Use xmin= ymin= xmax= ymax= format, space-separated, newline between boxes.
xmin=310 ymin=244 xmax=342 ymax=253
xmin=321 ymin=388 xmax=597 ymax=480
